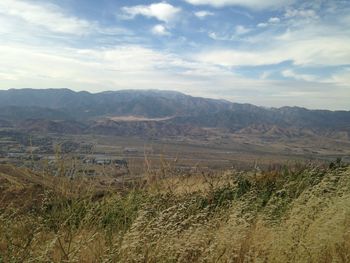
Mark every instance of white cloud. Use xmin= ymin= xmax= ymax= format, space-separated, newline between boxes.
xmin=329 ymin=68 xmax=350 ymax=87
xmin=257 ymin=23 xmax=268 ymax=28
xmin=0 ymin=42 xmax=348 ymax=110
xmin=0 ymin=0 xmax=92 ymax=35
xmin=0 ymin=42 xmax=226 ymax=91
xmin=151 ymin=24 xmax=170 ymax=36
xmin=256 ymin=17 xmax=280 ymax=28
xmin=194 ymin=10 xmax=214 ymax=18
xmin=197 ymin=50 xmax=278 ymax=66
xmin=183 ymin=0 xmax=294 ymax=10
xmin=207 ymin=25 xmax=250 ymax=41
xmin=121 ymin=2 xmax=181 ymax=23
xmin=235 ymin=25 xmax=251 ymax=35
xmin=282 ymin=69 xmax=316 ymax=82
xmin=196 ymin=36 xmax=350 ymax=67
xmin=208 ymin=32 xmax=222 ymax=40
xmin=268 ymin=17 xmax=280 ymax=23
xmin=285 ymin=8 xmax=318 ymax=19
xmin=197 ymin=18 xmax=350 ymax=68
xmin=260 ymin=71 xmax=272 ymax=80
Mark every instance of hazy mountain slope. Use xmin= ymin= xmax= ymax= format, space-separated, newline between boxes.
xmin=16 ymin=119 xmax=87 ymax=134
xmin=0 ymin=106 xmax=71 ymax=121
xmin=0 ymin=89 xmax=232 ymax=119
xmin=0 ymin=89 xmax=91 ymax=109
xmin=0 ymin=89 xmax=349 ymax=136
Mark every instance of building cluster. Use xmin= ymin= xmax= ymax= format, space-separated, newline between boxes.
xmin=83 ymin=156 xmax=128 ymax=168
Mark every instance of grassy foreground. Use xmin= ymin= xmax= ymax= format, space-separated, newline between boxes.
xmin=0 ymin=161 xmax=350 ymax=262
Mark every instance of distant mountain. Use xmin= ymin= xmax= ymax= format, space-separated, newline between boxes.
xmin=16 ymin=119 xmax=87 ymax=134
xmin=0 ymin=89 xmax=232 ymax=119
xmin=0 ymin=88 xmax=349 ymax=138
xmin=0 ymin=119 xmax=12 ymax=128
xmin=0 ymin=106 xmax=70 ymax=121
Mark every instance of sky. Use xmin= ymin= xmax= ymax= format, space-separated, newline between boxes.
xmin=0 ymin=0 xmax=349 ymax=110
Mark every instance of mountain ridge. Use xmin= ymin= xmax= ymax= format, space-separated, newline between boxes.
xmin=0 ymin=88 xmax=349 ymax=138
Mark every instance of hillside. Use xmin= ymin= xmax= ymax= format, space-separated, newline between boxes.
xmin=0 ymin=162 xmax=349 ymax=262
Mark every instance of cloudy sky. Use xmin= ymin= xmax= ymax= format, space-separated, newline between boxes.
xmin=0 ymin=0 xmax=349 ymax=109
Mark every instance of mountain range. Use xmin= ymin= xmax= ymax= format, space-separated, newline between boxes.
xmin=0 ymin=88 xmax=349 ymax=138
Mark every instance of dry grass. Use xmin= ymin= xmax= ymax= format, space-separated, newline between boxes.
xmin=0 ymin=161 xmax=349 ymax=262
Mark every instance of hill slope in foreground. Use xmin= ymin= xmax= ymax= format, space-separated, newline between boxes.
xmin=1 ymin=162 xmax=350 ymax=262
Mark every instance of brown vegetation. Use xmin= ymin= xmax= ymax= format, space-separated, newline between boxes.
xmin=0 ymin=161 xmax=349 ymax=262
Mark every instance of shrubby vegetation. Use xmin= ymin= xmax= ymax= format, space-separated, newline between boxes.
xmin=0 ymin=161 xmax=349 ymax=262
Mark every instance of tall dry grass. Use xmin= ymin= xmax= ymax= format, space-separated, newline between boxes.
xmin=0 ymin=160 xmax=349 ymax=262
